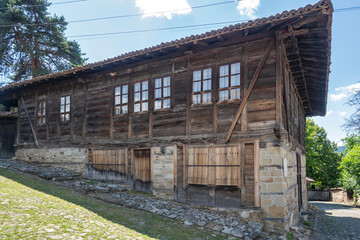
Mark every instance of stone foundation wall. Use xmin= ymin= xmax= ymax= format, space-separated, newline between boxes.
xmin=15 ymin=147 xmax=86 ymax=174
xmin=152 ymin=146 xmax=174 ymax=198
xmin=259 ymin=141 xmax=306 ymax=232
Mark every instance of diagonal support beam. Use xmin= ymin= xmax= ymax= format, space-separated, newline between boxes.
xmin=225 ymin=38 xmax=275 ymax=142
xmin=21 ymin=95 xmax=39 ymax=147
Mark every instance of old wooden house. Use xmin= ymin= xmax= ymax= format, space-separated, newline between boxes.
xmin=0 ymin=0 xmax=332 ymax=231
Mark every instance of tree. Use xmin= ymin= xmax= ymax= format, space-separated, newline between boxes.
xmin=344 ymin=88 xmax=360 ymax=133
xmin=339 ymin=145 xmax=360 ymax=198
xmin=343 ymin=134 xmax=360 ymax=154
xmin=0 ymin=0 xmax=86 ymax=81
xmin=306 ymin=119 xmax=341 ymax=189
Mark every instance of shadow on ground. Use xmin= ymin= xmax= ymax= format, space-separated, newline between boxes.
xmin=0 ymin=167 xmax=223 ymax=240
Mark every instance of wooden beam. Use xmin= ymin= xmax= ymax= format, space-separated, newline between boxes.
xmin=282 ymin=29 xmax=309 ymax=38
xmin=21 ymin=95 xmax=39 ymax=147
xmin=275 ymin=31 xmax=282 ymax=128
xmin=225 ymin=38 xmax=275 ymax=142
xmin=281 ymin=43 xmax=291 ymax=142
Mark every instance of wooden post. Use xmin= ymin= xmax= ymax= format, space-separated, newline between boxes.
xmin=225 ymin=38 xmax=275 ymax=142
xmin=16 ymin=99 xmax=20 ymax=145
xmin=275 ymin=31 xmax=283 ymax=128
xmin=21 ymin=95 xmax=39 ymax=147
xmin=125 ymin=147 xmax=128 ymax=177
xmin=46 ymin=88 xmax=49 ymax=140
xmin=150 ymin=147 xmax=154 ymax=181
xmin=241 ymin=45 xmax=248 ymax=132
xmin=241 ymin=143 xmax=246 ymax=205
xmin=254 ymin=140 xmax=260 ymax=207
xmin=131 ymin=148 xmax=134 ymax=179
xmin=82 ymin=82 xmax=87 ymax=141
xmin=281 ymin=42 xmax=291 ymax=142
xmin=183 ymin=145 xmax=188 ymax=188
xmin=173 ymin=144 xmax=177 ymax=188
xmin=186 ymin=56 xmax=191 ymax=136
xmin=110 ymin=79 xmax=114 ymax=141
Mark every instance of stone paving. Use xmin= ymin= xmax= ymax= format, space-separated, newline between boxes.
xmin=0 ymin=159 xmax=309 ymax=239
xmin=310 ymin=201 xmax=360 ymax=240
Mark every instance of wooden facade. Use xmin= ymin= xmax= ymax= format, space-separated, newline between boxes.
xmin=0 ymin=0 xmax=333 ymax=230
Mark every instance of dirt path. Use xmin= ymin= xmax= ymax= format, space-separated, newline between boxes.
xmin=310 ymin=201 xmax=360 ymax=240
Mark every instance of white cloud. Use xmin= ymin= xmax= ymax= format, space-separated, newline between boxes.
xmin=335 ymin=83 xmax=360 ymax=94
xmin=337 ymin=140 xmax=344 ymax=147
xmin=325 ymin=110 xmax=333 ymax=116
xmin=330 ymin=93 xmax=347 ymax=101
xmin=339 ymin=112 xmax=347 ymax=116
xmin=135 ymin=0 xmax=192 ymax=20
xmin=236 ymin=0 xmax=260 ymax=19
xmin=330 ymin=82 xmax=360 ymax=101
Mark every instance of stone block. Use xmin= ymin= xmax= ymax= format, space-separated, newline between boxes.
xmin=267 ymin=183 xmax=285 ymax=193
xmin=268 ymin=206 xmax=285 ymax=218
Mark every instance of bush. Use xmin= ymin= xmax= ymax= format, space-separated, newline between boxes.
xmin=339 ymin=145 xmax=360 ymax=198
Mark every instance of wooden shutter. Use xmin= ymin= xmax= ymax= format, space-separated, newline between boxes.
xmin=186 ymin=145 xmax=242 ymax=187
xmin=91 ymin=149 xmax=126 ymax=174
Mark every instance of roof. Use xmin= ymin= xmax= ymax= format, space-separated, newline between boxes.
xmin=306 ymin=177 xmax=315 ymax=183
xmin=0 ymin=0 xmax=333 ymax=116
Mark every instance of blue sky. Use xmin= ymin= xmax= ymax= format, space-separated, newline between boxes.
xmin=42 ymin=0 xmax=359 ymax=145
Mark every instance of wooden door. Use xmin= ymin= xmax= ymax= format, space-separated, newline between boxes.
xmin=133 ymin=149 xmax=152 ymax=192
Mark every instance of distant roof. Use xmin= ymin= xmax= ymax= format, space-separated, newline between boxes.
xmin=0 ymin=0 xmax=333 ymax=116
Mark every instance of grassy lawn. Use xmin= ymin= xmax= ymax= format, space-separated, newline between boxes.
xmin=0 ymin=168 xmax=225 ymax=240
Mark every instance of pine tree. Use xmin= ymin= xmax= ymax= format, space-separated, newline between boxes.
xmin=0 ymin=0 xmax=86 ymax=81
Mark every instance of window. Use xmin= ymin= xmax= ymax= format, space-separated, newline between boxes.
xmin=154 ymin=76 xmax=171 ymax=110
xmin=134 ymin=80 xmax=148 ymax=112
xmin=114 ymin=85 xmax=128 ymax=115
xmin=60 ymin=95 xmax=70 ymax=122
xmin=219 ymin=62 xmax=241 ymax=101
xmin=192 ymin=68 xmax=212 ymax=104
xmin=37 ymin=100 xmax=46 ymax=125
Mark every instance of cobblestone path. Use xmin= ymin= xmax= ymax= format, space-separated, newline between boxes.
xmin=310 ymin=201 xmax=360 ymax=240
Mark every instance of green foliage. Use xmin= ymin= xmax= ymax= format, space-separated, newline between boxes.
xmin=303 ymin=221 xmax=311 ymax=226
xmin=306 ymin=119 xmax=341 ymax=189
xmin=0 ymin=0 xmax=86 ymax=81
xmin=343 ymin=134 xmax=360 ymax=154
xmin=286 ymin=231 xmax=295 ymax=240
xmin=339 ymin=145 xmax=360 ymax=196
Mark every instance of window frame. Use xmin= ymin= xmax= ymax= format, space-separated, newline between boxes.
xmin=60 ymin=95 xmax=71 ymax=122
xmin=133 ymin=80 xmax=149 ymax=113
xmin=36 ymin=99 xmax=46 ymax=125
xmin=218 ymin=62 xmax=241 ymax=102
xmin=192 ymin=67 xmax=212 ymax=105
xmin=154 ymin=76 xmax=171 ymax=111
xmin=114 ymin=84 xmax=129 ymax=116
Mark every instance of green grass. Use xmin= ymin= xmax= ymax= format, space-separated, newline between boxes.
xmin=303 ymin=221 xmax=311 ymax=226
xmin=0 ymin=168 xmax=226 ymax=240
xmin=286 ymin=231 xmax=295 ymax=240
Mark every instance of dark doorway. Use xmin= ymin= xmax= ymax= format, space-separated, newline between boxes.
xmin=296 ymin=153 xmax=302 ymax=211
xmin=0 ymin=120 xmax=16 ymax=159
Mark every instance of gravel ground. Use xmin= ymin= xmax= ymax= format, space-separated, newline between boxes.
xmin=310 ymin=201 xmax=360 ymax=240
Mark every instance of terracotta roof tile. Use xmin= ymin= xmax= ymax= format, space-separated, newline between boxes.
xmin=0 ymin=0 xmax=332 ymax=91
